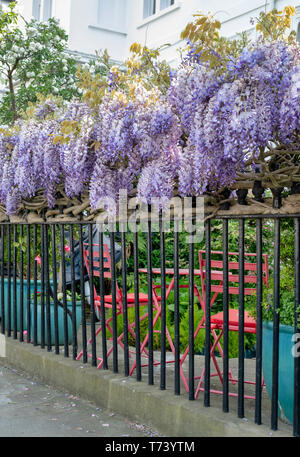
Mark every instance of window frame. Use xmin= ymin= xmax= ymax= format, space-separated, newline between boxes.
xmin=297 ymin=20 xmax=300 ymax=43
xmin=159 ymin=0 xmax=175 ymax=12
xmin=142 ymin=0 xmax=177 ymax=21
xmin=96 ymin=0 xmax=128 ymax=34
xmin=42 ymin=0 xmax=52 ymax=22
xmin=139 ymin=0 xmax=179 ymax=27
xmin=143 ymin=0 xmax=156 ymax=20
xmin=32 ymin=0 xmax=41 ymax=21
xmin=32 ymin=0 xmax=52 ymax=22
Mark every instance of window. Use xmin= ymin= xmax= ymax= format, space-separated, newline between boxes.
xmin=32 ymin=0 xmax=41 ymax=20
xmin=98 ymin=0 xmax=127 ymax=32
xmin=143 ymin=0 xmax=175 ymax=19
xmin=0 ymin=0 xmax=15 ymax=8
xmin=32 ymin=0 xmax=52 ymax=22
xmin=43 ymin=0 xmax=52 ymax=22
xmin=160 ymin=0 xmax=174 ymax=11
xmin=143 ymin=0 xmax=156 ymax=19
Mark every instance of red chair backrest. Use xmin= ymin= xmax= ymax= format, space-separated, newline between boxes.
xmin=83 ymin=243 xmax=122 ymax=302
xmin=198 ymin=250 xmax=269 ymax=297
xmin=83 ymin=242 xmax=112 ymax=279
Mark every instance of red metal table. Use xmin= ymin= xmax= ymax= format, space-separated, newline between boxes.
xmin=136 ymin=266 xmax=251 ymax=395
xmin=136 ymin=267 xmax=204 ymax=390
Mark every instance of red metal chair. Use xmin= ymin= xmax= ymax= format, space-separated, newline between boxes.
xmin=194 ymin=249 xmax=269 ymax=399
xmin=129 ymin=281 xmax=178 ymax=376
xmin=76 ymin=243 xmax=149 ymax=369
xmin=130 ymin=268 xmax=209 ymax=384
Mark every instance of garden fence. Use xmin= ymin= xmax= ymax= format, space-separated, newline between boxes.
xmin=0 ymin=215 xmax=299 ymax=437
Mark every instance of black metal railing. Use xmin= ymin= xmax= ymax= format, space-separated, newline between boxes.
xmin=0 ymin=216 xmax=299 ymax=437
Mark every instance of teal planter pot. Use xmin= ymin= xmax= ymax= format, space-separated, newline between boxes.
xmin=30 ymin=301 xmax=82 ymax=345
xmin=262 ymin=321 xmax=295 ymax=424
xmin=0 ymin=278 xmax=53 ymax=332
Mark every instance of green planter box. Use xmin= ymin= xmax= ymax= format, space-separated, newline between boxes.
xmin=262 ymin=321 xmax=295 ymax=424
xmin=30 ymin=300 xmax=82 ymax=345
xmin=0 ymin=278 xmax=53 ymax=332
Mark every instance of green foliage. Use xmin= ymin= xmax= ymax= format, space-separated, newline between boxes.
xmin=259 ymin=263 xmax=295 ymax=326
xmin=177 ymin=306 xmax=206 ymax=354
xmin=180 ymin=11 xmax=251 ymax=74
xmin=116 ymin=218 xmax=268 ymax=357
xmin=76 ymin=49 xmax=114 ymax=112
xmin=76 ymin=42 xmax=172 ymax=115
xmin=31 ymin=288 xmax=82 ymax=303
xmin=0 ymin=1 xmax=17 ymax=32
xmin=127 ymin=43 xmax=172 ymax=94
xmin=255 ymin=6 xmax=297 ymax=42
xmin=0 ymin=3 xmax=80 ymax=124
xmin=248 ymin=218 xmax=299 ymax=327
xmin=179 ymin=7 xmax=296 ymax=75
xmin=111 ymin=298 xmax=255 ymax=357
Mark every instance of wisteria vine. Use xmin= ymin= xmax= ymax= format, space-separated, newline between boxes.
xmin=0 ymin=36 xmax=299 ymax=215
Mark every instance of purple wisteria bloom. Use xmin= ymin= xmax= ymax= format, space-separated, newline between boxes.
xmin=0 ymin=39 xmax=298 ymax=214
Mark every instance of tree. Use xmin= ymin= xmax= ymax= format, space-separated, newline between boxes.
xmin=0 ymin=2 xmax=80 ymax=125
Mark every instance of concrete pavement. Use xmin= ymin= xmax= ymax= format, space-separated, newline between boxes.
xmin=1 ymin=337 xmax=293 ymax=437
xmin=0 ymin=363 xmax=161 ymax=438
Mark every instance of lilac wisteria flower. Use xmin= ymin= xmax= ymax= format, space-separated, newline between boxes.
xmin=90 ymin=163 xmax=135 ymax=213
xmin=90 ymin=86 xmax=182 ymax=212
xmin=279 ymin=64 xmax=300 ymax=144
xmin=137 ymin=157 xmax=178 ymax=207
xmin=0 ymin=34 xmax=298 ymax=215
xmin=173 ymin=40 xmax=300 ymax=197
xmin=0 ymin=134 xmax=20 ymax=213
xmin=36 ymin=99 xmax=57 ymax=119
xmin=12 ymin=119 xmax=62 ymax=208
xmin=167 ymin=62 xmax=221 ymax=134
xmin=59 ymin=101 xmax=95 ymax=198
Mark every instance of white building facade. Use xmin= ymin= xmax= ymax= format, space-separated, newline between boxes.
xmin=8 ymin=0 xmax=300 ymax=65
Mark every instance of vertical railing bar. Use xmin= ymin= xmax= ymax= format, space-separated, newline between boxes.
xmin=174 ymin=221 xmax=180 ymax=395
xmin=109 ymin=227 xmax=118 ymax=373
xmin=121 ymin=226 xmax=129 ymax=376
xmin=188 ymin=231 xmax=195 ymax=400
xmin=32 ymin=225 xmax=37 ymax=346
xmin=51 ymin=224 xmax=59 ymax=354
xmin=70 ymin=225 xmax=77 ymax=360
xmin=133 ymin=228 xmax=141 ymax=381
xmin=98 ymin=227 xmax=107 ymax=369
xmin=12 ymin=225 xmax=17 ymax=339
xmin=238 ymin=218 xmax=245 ymax=418
xmin=88 ymin=223 xmax=96 ymax=366
xmin=271 ymin=217 xmax=280 ymax=431
xmin=160 ymin=211 xmax=166 ymax=390
xmin=147 ymin=204 xmax=154 ymax=385
xmin=79 ymin=224 xmax=87 ymax=363
xmin=0 ymin=225 xmax=5 ymax=335
xmin=294 ymin=217 xmax=300 ymax=437
xmin=255 ymin=218 xmax=263 ymax=425
xmin=26 ymin=225 xmax=31 ymax=344
xmin=44 ymin=224 xmax=51 ymax=352
xmin=60 ymin=223 xmax=69 ymax=357
xmin=222 ymin=219 xmax=229 ymax=412
xmin=19 ymin=225 xmax=24 ymax=342
xmin=204 ymin=219 xmax=211 ymax=407
xmin=40 ymin=224 xmax=45 ymax=349
xmin=7 ymin=224 xmax=11 ymax=337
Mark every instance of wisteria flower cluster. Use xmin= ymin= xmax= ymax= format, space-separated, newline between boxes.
xmin=170 ymin=40 xmax=300 ymax=196
xmin=0 ymin=27 xmax=299 ymax=215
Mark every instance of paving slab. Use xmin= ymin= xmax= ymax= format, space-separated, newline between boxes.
xmin=0 ymin=332 xmax=293 ymax=437
xmin=0 ymin=362 xmax=162 ymax=437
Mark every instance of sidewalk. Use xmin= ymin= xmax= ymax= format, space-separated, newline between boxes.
xmin=0 ymin=363 xmax=161 ymax=437
xmin=1 ymin=334 xmax=293 ymax=437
